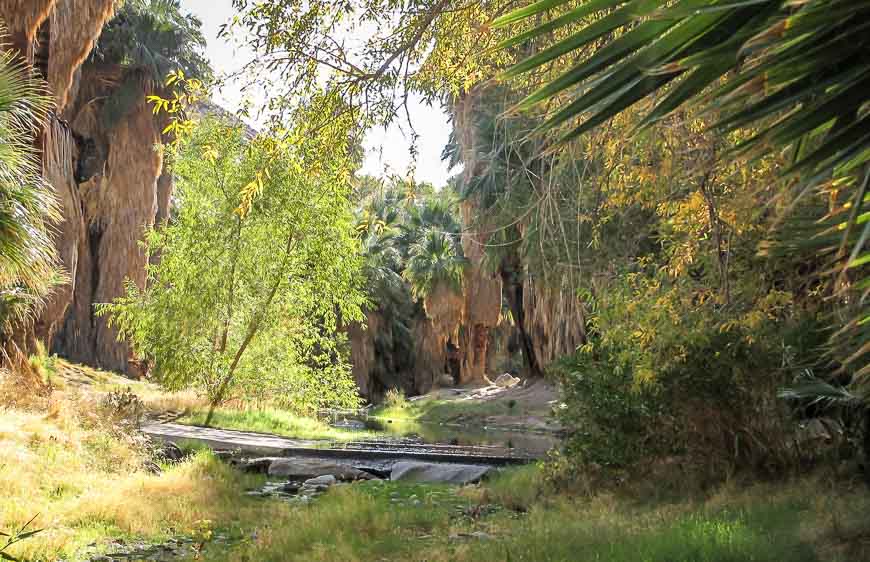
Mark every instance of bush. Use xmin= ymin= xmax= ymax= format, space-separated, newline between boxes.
xmin=383 ymin=388 xmax=407 ymax=409
xmin=98 ymin=387 xmax=145 ymax=429
xmin=550 ymin=276 xmax=828 ymax=480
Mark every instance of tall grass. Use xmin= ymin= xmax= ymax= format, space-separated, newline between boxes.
xmin=0 ymin=399 xmax=272 ymax=560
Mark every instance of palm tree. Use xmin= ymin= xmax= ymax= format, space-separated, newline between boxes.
xmin=495 ymin=0 xmax=870 ymax=378
xmin=0 ymin=39 xmax=62 ymax=343
xmin=89 ymin=0 xmax=210 ymax=128
xmin=404 ymin=228 xmax=467 ymax=302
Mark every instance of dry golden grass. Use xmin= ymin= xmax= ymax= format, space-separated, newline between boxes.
xmin=0 ymin=392 xmax=268 ymax=561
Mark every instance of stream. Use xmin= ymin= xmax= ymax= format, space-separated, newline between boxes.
xmin=91 ymin=417 xmax=559 ymax=561
xmin=325 ymin=411 xmax=560 ymax=459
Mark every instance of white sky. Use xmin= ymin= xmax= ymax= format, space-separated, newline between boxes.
xmin=179 ymin=0 xmax=454 ymax=187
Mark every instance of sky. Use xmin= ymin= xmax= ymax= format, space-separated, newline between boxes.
xmin=179 ymin=0 xmax=455 ymax=187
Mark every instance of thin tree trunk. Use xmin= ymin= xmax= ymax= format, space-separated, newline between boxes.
xmin=500 ymin=257 xmax=542 ymax=378
xmin=204 ymin=233 xmax=295 ymax=426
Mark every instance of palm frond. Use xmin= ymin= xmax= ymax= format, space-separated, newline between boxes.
xmin=496 ymin=0 xmax=870 ymax=378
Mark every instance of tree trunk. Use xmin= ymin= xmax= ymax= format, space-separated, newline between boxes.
xmin=500 ymin=257 xmax=542 ymax=378
xmin=203 ymin=233 xmax=295 ymax=426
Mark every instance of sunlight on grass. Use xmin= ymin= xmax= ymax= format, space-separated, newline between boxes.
xmin=374 ymin=397 xmax=518 ymax=424
xmin=0 ymin=402 xmax=275 ymax=561
xmin=178 ymin=407 xmax=379 ymax=441
xmin=199 ymin=470 xmax=852 ymax=562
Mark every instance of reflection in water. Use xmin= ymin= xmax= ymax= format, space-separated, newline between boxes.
xmin=327 ymin=413 xmax=559 ymax=458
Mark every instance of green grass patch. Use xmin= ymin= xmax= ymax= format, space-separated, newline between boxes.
xmin=200 ymin=471 xmax=845 ymax=562
xmin=177 ymin=407 xmax=380 ymax=441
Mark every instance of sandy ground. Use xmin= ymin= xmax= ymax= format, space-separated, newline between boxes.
xmin=412 ymin=378 xmax=562 ymax=433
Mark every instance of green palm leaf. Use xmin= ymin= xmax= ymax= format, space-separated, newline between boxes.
xmin=496 ymin=0 xmax=870 ymax=383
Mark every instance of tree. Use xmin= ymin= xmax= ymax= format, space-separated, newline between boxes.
xmin=495 ymin=0 xmax=870 ymax=377
xmin=98 ymin=113 xmax=365 ymax=421
xmin=0 ymin=43 xmax=62 ymax=347
xmin=90 ymin=0 xmax=211 ymax=129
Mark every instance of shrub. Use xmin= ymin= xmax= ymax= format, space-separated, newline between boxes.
xmin=383 ymin=388 xmax=407 ymax=409
xmin=550 ymin=275 xmax=828 ymax=480
xmin=98 ymin=387 xmax=145 ymax=429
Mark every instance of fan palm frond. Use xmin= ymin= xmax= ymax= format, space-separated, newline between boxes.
xmin=404 ymin=229 xmax=467 ymax=300
xmin=0 ymin=39 xmax=63 ymax=333
xmin=93 ymin=0 xmax=211 ymax=128
xmin=495 ymin=0 xmax=870 ymax=379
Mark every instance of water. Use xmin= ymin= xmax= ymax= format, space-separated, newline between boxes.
xmin=326 ymin=412 xmax=559 ymax=458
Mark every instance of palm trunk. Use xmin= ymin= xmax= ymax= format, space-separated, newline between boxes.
xmin=500 ymin=257 xmax=542 ymax=378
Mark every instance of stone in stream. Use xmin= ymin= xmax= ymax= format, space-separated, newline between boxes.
xmin=267 ymin=458 xmax=372 ymax=481
xmin=389 ymin=461 xmax=493 ymax=485
xmin=303 ymin=474 xmax=337 ymax=487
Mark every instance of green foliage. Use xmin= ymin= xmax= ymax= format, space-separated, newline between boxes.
xmin=98 ymin=111 xmax=365 ymax=413
xmin=551 ymin=272 xmax=827 ymax=472
xmin=351 ymin=177 xmax=465 ymax=395
xmin=92 ymin=0 xmax=211 ymax=128
xmin=403 ymin=229 xmax=467 ymax=300
xmin=0 ymin=44 xmax=62 ymax=338
xmin=356 ymin=180 xmax=464 ymax=303
xmin=496 ymin=0 xmax=870 ymax=378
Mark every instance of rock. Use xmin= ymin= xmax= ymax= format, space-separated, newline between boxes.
xmin=390 ymin=461 xmax=494 ymax=485
xmin=437 ymin=373 xmax=455 ymax=387
xmin=158 ymin=441 xmax=185 ymax=462
xmin=267 ymin=458 xmax=371 ymax=481
xmin=494 ymin=373 xmax=521 ymax=388
xmin=303 ymin=474 xmax=337 ymax=487
xmin=279 ymin=481 xmax=302 ymax=494
xmin=237 ymin=457 xmax=274 ymax=474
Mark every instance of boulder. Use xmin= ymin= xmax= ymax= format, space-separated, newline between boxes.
xmin=157 ymin=441 xmax=185 ymax=462
xmin=437 ymin=373 xmax=455 ymax=387
xmin=267 ymin=458 xmax=371 ymax=481
xmin=236 ymin=457 xmax=275 ymax=474
xmin=389 ymin=461 xmax=493 ymax=485
xmin=494 ymin=373 xmax=521 ymax=388
xmin=303 ymin=474 xmax=337 ymax=487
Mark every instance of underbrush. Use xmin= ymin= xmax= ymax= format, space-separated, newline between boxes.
xmin=550 ymin=274 xmax=832 ymax=484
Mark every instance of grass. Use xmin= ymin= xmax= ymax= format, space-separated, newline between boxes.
xmin=5 ymin=357 xmax=870 ymax=561
xmin=199 ymin=468 xmax=870 ymax=562
xmin=0 ymin=397 xmax=278 ymax=561
xmin=177 ymin=407 xmax=380 ymax=441
xmin=3 ymin=387 xmax=870 ymax=561
xmin=374 ymin=396 xmax=525 ymax=425
xmin=33 ymin=354 xmax=203 ymax=415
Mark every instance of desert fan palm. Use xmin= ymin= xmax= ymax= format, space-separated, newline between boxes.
xmin=404 ymin=229 xmax=467 ymax=301
xmin=90 ymin=0 xmax=210 ymax=128
xmin=495 ymin=0 xmax=870 ymax=378
xmin=0 ymin=36 xmax=62 ymax=334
